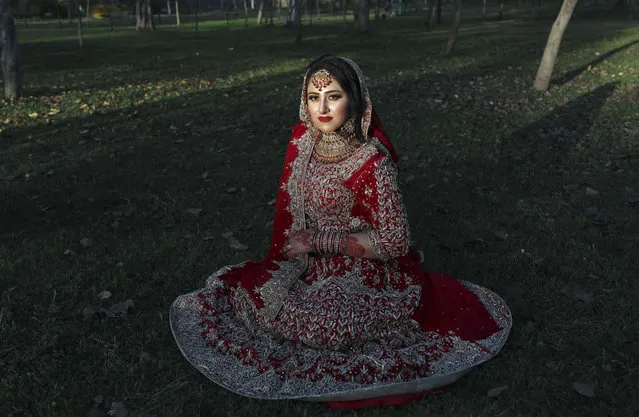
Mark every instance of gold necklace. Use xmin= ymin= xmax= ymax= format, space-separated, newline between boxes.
xmin=313 ymin=132 xmax=358 ymax=164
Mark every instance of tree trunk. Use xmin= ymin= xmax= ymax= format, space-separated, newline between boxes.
xmin=56 ymin=0 xmax=62 ymax=27
xmin=445 ymin=0 xmax=461 ymax=54
xmin=436 ymin=0 xmax=442 ymax=23
xmin=498 ymin=0 xmax=504 ymax=19
xmin=243 ymin=0 xmax=248 ymax=26
xmin=482 ymin=0 xmax=486 ymax=16
xmin=534 ymin=0 xmax=579 ymax=91
xmin=374 ymin=0 xmax=379 ymax=19
xmin=354 ymin=0 xmax=368 ymax=32
xmin=251 ymin=0 xmax=255 ymax=8
xmin=86 ymin=0 xmax=90 ymax=17
xmin=136 ymin=0 xmax=155 ymax=30
xmin=426 ymin=0 xmax=434 ymax=29
xmin=175 ymin=0 xmax=180 ymax=25
xmin=75 ymin=0 xmax=84 ymax=46
xmin=195 ymin=0 xmax=200 ymax=35
xmin=168 ymin=0 xmax=172 ymax=15
xmin=295 ymin=0 xmax=303 ymax=43
xmin=316 ymin=0 xmax=320 ymax=19
xmin=257 ymin=0 xmax=264 ymax=23
xmin=0 ymin=0 xmax=21 ymax=99
xmin=342 ymin=0 xmax=347 ymax=24
xmin=269 ymin=0 xmax=273 ymax=24
xmin=110 ymin=0 xmax=115 ymax=30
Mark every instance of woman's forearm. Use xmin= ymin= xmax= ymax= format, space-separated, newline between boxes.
xmin=340 ymin=232 xmax=379 ymax=259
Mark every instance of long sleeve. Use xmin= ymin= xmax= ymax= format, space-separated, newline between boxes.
xmin=360 ymin=156 xmax=411 ymax=261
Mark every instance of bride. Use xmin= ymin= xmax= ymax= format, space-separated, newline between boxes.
xmin=170 ymin=55 xmax=511 ymax=408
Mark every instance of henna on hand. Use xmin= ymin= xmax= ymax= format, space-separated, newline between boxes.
xmin=345 ymin=236 xmax=366 ymax=257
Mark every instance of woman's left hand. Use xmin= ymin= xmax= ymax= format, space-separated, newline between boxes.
xmin=283 ymin=230 xmax=314 ymax=260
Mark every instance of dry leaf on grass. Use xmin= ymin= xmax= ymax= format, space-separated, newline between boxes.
xmin=494 ymin=231 xmax=508 ymax=240
xmin=186 ymin=208 xmax=203 ymax=216
xmin=267 ymin=198 xmax=276 ymax=206
xmin=98 ymin=291 xmax=112 ymax=300
xmin=487 ymin=385 xmax=509 ymax=397
xmin=572 ymin=382 xmax=596 ymax=398
xmin=229 ymin=238 xmax=249 ymax=250
xmin=221 ymin=231 xmax=234 ymax=238
xmin=585 ymin=187 xmax=599 ymax=196
xmin=105 ymin=300 xmax=134 ymax=317
xmin=80 ymin=237 xmax=94 ymax=248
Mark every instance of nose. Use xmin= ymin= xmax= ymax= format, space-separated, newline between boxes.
xmin=319 ymin=97 xmax=329 ymax=114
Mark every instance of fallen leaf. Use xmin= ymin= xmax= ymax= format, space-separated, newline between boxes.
xmin=80 ymin=237 xmax=94 ymax=248
xmin=487 ymin=385 xmax=509 ymax=397
xmin=64 ymin=249 xmax=76 ymax=256
xmin=105 ymin=300 xmax=134 ymax=318
xmin=226 ymin=187 xmax=237 ymax=193
xmin=267 ymin=198 xmax=276 ymax=206
xmin=572 ymin=382 xmax=596 ymax=398
xmin=221 ymin=231 xmax=234 ymax=238
xmin=186 ymin=208 xmax=203 ymax=216
xmin=585 ymin=187 xmax=599 ymax=196
xmin=494 ymin=231 xmax=508 ymax=240
xmin=98 ymin=291 xmax=112 ymax=300
xmin=229 ymin=238 xmax=249 ymax=250
xmin=108 ymin=402 xmax=129 ymax=417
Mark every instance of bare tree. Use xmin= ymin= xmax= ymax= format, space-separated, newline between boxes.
xmin=75 ymin=0 xmax=84 ymax=46
xmin=342 ymin=0 xmax=347 ymax=25
xmin=257 ymin=0 xmax=264 ymax=23
xmin=243 ymin=0 xmax=248 ymax=26
xmin=195 ymin=0 xmax=200 ymax=35
xmin=354 ymin=0 xmax=368 ymax=32
xmin=136 ymin=0 xmax=155 ymax=30
xmin=0 ymin=0 xmax=21 ymax=99
xmin=175 ymin=0 xmax=180 ymax=25
xmin=445 ymin=0 xmax=461 ymax=54
xmin=426 ymin=0 xmax=435 ymax=29
xmin=294 ymin=0 xmax=303 ymax=43
xmin=534 ymin=0 xmax=579 ymax=91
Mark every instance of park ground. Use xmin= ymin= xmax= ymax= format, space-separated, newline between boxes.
xmin=1 ymin=7 xmax=638 ymax=417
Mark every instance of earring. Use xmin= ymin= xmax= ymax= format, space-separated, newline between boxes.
xmin=340 ymin=118 xmax=356 ymax=136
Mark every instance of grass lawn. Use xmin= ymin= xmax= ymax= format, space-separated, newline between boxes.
xmin=1 ymin=8 xmax=638 ymax=417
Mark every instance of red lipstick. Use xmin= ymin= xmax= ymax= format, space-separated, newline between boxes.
xmin=318 ymin=116 xmax=333 ymax=122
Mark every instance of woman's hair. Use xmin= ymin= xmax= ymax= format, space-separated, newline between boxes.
xmin=305 ymin=55 xmax=366 ymax=142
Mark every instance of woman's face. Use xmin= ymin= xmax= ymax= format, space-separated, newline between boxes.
xmin=306 ymin=70 xmax=350 ymax=134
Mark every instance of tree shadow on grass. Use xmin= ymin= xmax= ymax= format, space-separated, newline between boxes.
xmin=553 ymin=39 xmax=639 ymax=86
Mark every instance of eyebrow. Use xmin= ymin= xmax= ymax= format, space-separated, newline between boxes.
xmin=307 ymin=90 xmax=344 ymax=94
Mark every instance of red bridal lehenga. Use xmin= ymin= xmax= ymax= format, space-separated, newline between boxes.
xmin=170 ymin=59 xmax=511 ymax=407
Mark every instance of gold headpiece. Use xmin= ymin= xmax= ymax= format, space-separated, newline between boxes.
xmin=310 ymin=69 xmax=333 ymax=91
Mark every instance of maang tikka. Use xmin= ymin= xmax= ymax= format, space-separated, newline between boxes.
xmin=310 ymin=69 xmax=333 ymax=91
